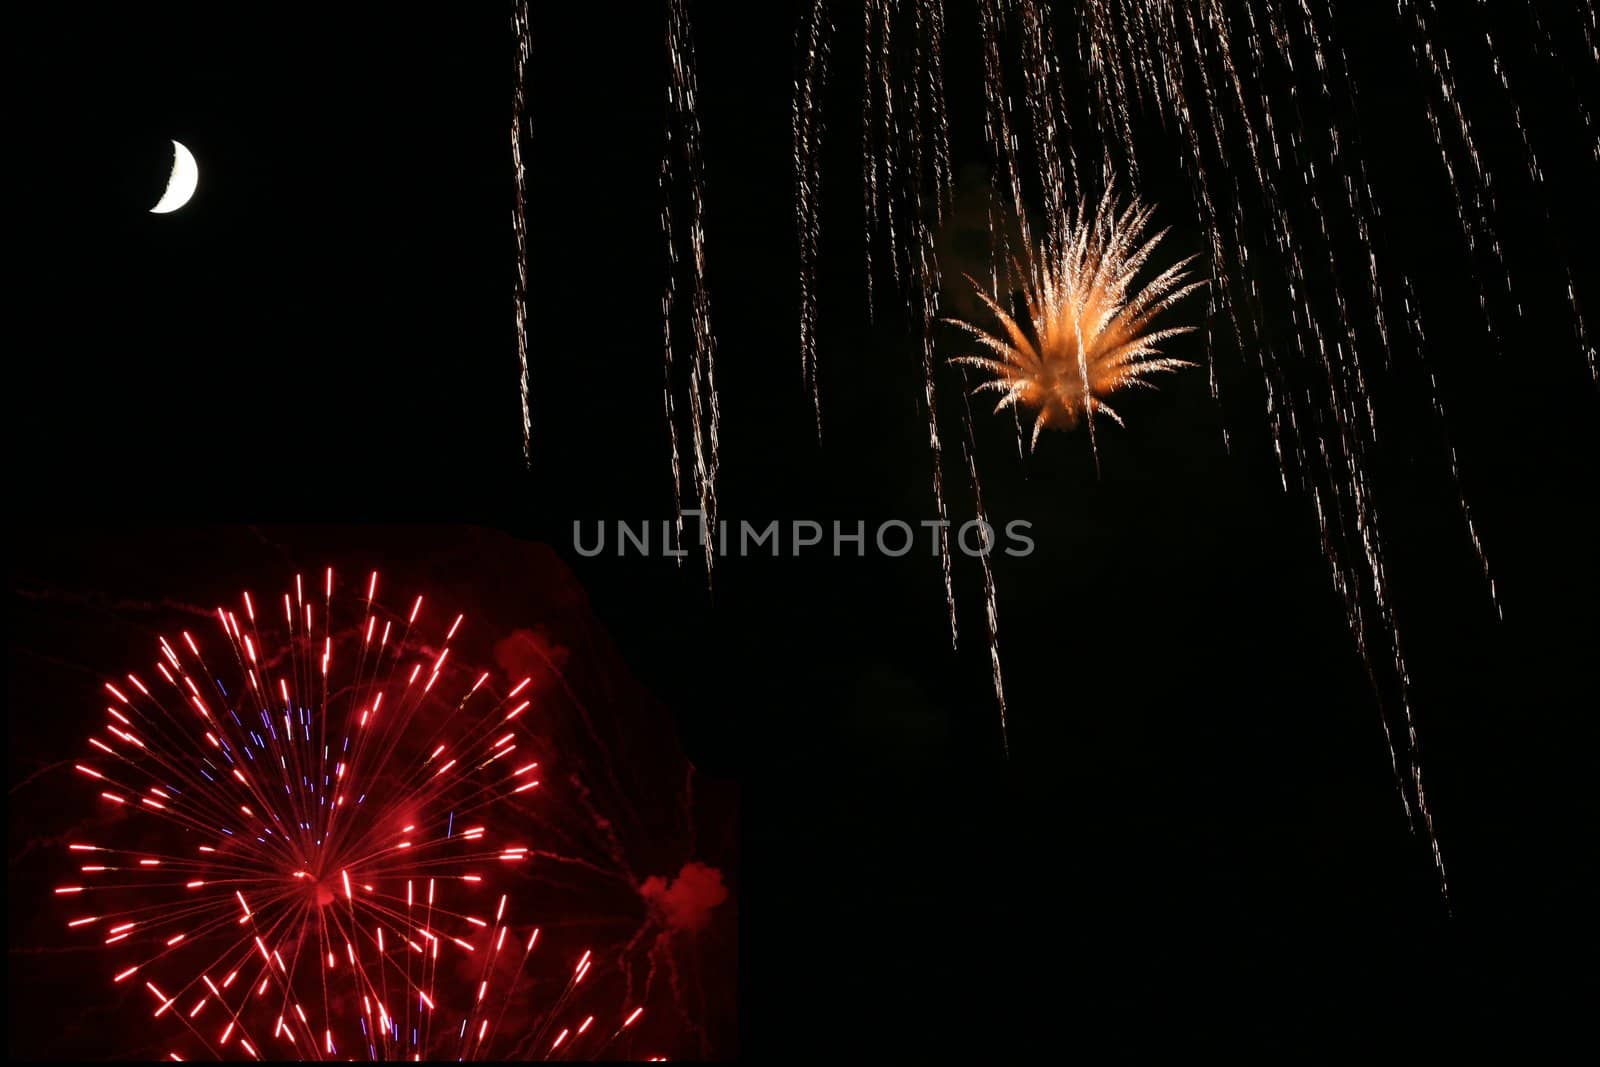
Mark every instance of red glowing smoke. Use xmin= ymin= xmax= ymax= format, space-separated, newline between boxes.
xmin=639 ymin=862 xmax=728 ymax=935
xmin=493 ymin=627 xmax=571 ymax=702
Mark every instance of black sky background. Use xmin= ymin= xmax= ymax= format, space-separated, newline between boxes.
xmin=12 ymin=1 xmax=1598 ymax=1059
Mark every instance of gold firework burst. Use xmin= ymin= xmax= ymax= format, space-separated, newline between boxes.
xmin=948 ymin=193 xmax=1204 ymax=448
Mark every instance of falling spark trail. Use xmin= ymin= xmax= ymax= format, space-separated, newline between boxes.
xmin=1473 ymin=0 xmax=1595 ymax=383
xmin=511 ymin=0 xmax=533 ymax=467
xmin=857 ymin=1 xmax=962 ymax=647
xmin=960 ymin=394 xmax=1009 ymax=756
xmin=661 ymin=0 xmax=722 ymax=582
xmin=795 ymin=0 xmax=833 ymax=438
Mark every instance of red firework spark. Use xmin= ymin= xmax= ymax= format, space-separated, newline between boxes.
xmin=57 ymin=568 xmax=657 ymax=1060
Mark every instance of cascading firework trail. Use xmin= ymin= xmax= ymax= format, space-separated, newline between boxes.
xmin=791 ymin=0 xmax=1599 ymax=898
xmin=958 ymin=391 xmax=1012 ymax=755
xmin=861 ymin=0 xmax=963 ymax=647
xmin=795 ymin=0 xmax=1006 ymax=721
xmin=794 ymin=0 xmax=833 ymax=437
xmin=512 ymin=0 xmax=534 ymax=468
xmin=57 ymin=569 xmax=657 ymax=1060
xmin=661 ymin=0 xmax=722 ymax=583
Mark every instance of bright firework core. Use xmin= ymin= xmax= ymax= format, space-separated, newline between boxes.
xmin=293 ymin=869 xmax=339 ymax=909
xmin=948 ymin=192 xmax=1202 ymax=449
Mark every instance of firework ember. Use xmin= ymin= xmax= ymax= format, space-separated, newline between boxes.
xmin=57 ymin=568 xmax=656 ymax=1060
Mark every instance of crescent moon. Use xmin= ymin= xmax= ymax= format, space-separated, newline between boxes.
xmin=150 ymin=140 xmax=199 ymax=214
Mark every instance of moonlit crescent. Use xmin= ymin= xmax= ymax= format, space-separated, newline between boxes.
xmin=150 ymin=140 xmax=199 ymax=214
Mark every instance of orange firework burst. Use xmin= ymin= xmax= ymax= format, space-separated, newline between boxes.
xmin=947 ymin=192 xmax=1204 ymax=448
xmin=58 ymin=568 xmax=653 ymax=1060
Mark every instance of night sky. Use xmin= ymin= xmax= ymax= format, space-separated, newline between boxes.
xmin=12 ymin=2 xmax=1598 ymax=1060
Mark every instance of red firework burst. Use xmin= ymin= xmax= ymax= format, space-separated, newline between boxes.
xmin=56 ymin=568 xmax=658 ymax=1060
